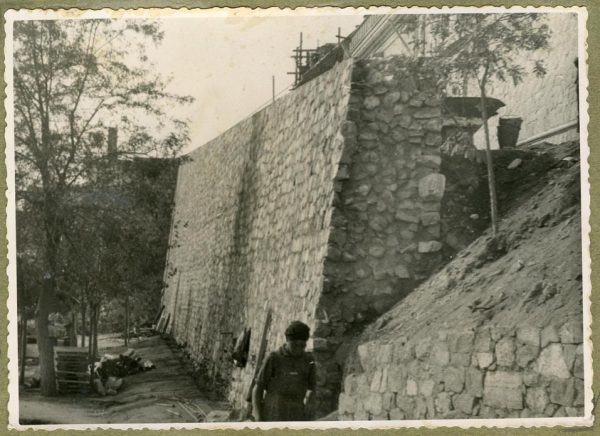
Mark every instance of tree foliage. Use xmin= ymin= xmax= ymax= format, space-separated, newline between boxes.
xmin=13 ymin=18 xmax=192 ymax=395
xmin=428 ymin=13 xmax=551 ymax=235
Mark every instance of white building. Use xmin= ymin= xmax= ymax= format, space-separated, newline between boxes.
xmin=345 ymin=13 xmax=580 ymax=149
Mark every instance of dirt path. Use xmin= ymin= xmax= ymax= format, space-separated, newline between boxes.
xmin=19 ymin=335 xmax=228 ymax=425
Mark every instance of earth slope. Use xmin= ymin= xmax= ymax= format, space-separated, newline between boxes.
xmin=365 ymin=140 xmax=583 ymax=344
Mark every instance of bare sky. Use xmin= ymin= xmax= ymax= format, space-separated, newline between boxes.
xmin=146 ymin=14 xmax=364 ymax=153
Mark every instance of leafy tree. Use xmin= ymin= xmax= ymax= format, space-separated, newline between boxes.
xmin=429 ymin=13 xmax=551 ymax=235
xmin=13 ymin=18 xmax=192 ymax=395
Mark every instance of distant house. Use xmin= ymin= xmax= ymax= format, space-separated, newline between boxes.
xmin=301 ymin=13 xmax=580 ymax=149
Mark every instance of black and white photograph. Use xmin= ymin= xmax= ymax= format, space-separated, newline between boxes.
xmin=5 ymin=6 xmax=591 ymax=430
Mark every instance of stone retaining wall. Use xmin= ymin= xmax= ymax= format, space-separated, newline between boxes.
xmin=163 ymin=56 xmax=452 ymax=414
xmin=311 ymin=57 xmax=448 ymax=413
xmin=338 ymin=322 xmax=584 ymax=420
xmin=163 ymin=59 xmax=355 ymax=406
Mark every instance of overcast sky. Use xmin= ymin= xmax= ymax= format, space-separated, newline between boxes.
xmin=146 ymin=14 xmax=365 ymax=153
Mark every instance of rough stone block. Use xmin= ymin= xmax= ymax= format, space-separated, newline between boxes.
xmin=516 ymin=344 xmax=540 ymax=368
xmin=357 ymin=342 xmax=376 ymax=371
xmin=453 ymin=331 xmax=475 ymax=353
xmin=425 ymin=132 xmax=442 ymax=146
xmin=573 ymin=352 xmax=584 ymax=379
xmin=523 ymin=370 xmax=540 ymax=387
xmin=541 ymin=324 xmax=560 ymax=348
xmin=369 ymin=244 xmax=386 ymax=258
xmin=382 ymin=392 xmax=395 ymax=411
xmin=435 ymin=392 xmax=453 ymax=415
xmin=395 ymin=209 xmax=420 ymax=224
xmin=396 ymin=395 xmax=416 ymax=414
xmin=517 ymin=326 xmax=541 ymax=347
xmin=495 ymin=337 xmax=515 ymax=367
xmin=565 ymin=407 xmax=584 ymax=417
xmin=562 ymin=344 xmax=579 ymax=371
xmin=394 ymin=264 xmax=411 ymax=279
xmin=490 ymin=326 xmax=513 ymax=341
xmin=414 ymin=396 xmax=428 ymax=419
xmin=383 ymin=92 xmax=401 ymax=107
xmin=364 ymin=96 xmax=380 ymax=110
xmin=370 ymin=369 xmax=384 ymax=392
xmin=450 ymin=352 xmax=471 ymax=367
xmin=574 ymin=378 xmax=585 ymax=407
xmin=453 ymin=393 xmax=476 ymax=414
xmin=420 ymin=211 xmax=441 ymax=226
xmin=415 ymin=337 xmax=432 ymax=360
xmin=477 ymin=352 xmax=495 ymax=369
xmin=537 ymin=344 xmax=571 ymax=379
xmin=432 ymin=344 xmax=450 ymax=366
xmin=474 ymin=329 xmax=492 ymax=352
xmin=389 ymin=408 xmax=405 ymax=420
xmin=365 ymin=392 xmax=383 ymax=415
xmin=338 ymin=393 xmax=357 ymax=414
xmin=424 ymin=118 xmax=442 ymax=132
xmin=444 ymin=367 xmax=465 ymax=393
xmin=406 ymin=378 xmax=418 ymax=396
xmin=483 ymin=371 xmax=524 ymax=410
xmin=526 ymin=387 xmax=549 ymax=413
xmin=550 ymin=379 xmax=574 ymax=407
xmin=544 ymin=403 xmax=558 ymax=417
xmin=418 ymin=173 xmax=446 ymax=201
xmin=413 ymin=106 xmax=441 ymax=119
xmin=418 ymin=241 xmax=442 ymax=253
xmin=466 ymin=367 xmax=484 ymax=398
xmin=560 ymin=321 xmax=583 ymax=344
xmin=419 ymin=379 xmax=435 ymax=397
xmin=387 ymin=367 xmax=406 ymax=393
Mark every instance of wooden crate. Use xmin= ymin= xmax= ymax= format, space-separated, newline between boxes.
xmin=54 ymin=346 xmax=91 ymax=394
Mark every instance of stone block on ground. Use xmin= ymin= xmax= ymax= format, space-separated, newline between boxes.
xmin=537 ymin=344 xmax=571 ymax=379
xmin=453 ymin=393 xmax=476 ymax=415
xmin=495 ymin=337 xmax=515 ymax=367
xmin=444 ymin=367 xmax=465 ymax=393
xmin=466 ymin=367 xmax=484 ymax=398
xmin=550 ymin=379 xmax=575 ymax=407
xmin=483 ymin=371 xmax=524 ymax=410
xmin=526 ymin=387 xmax=549 ymax=414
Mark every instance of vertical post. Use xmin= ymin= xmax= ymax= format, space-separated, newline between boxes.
xmin=124 ymin=291 xmax=130 ymax=346
xmin=19 ymin=315 xmax=27 ymax=385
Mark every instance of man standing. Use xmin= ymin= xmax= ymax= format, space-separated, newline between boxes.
xmin=252 ymin=321 xmax=316 ymax=421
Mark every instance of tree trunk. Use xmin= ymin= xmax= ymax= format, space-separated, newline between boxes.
xmin=92 ymin=304 xmax=99 ymax=359
xmin=124 ymin=292 xmax=129 ymax=346
xmin=480 ymin=82 xmax=499 ymax=236
xmin=36 ymin=276 xmax=57 ymax=396
xmin=80 ymin=304 xmax=86 ymax=348
xmin=19 ymin=315 xmax=27 ymax=385
xmin=69 ymin=311 xmax=77 ymax=346
xmin=88 ymin=304 xmax=95 ymax=387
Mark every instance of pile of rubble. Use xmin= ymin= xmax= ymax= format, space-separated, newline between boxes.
xmin=93 ymin=349 xmax=155 ymax=396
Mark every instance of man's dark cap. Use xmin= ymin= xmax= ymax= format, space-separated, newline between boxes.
xmin=285 ymin=321 xmax=310 ymax=341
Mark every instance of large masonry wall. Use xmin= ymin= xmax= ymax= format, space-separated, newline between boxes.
xmin=163 ymin=60 xmax=355 ymax=407
xmin=163 ymin=56 xmax=449 ymax=414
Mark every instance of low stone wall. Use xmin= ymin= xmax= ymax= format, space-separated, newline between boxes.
xmin=338 ymin=322 xmax=584 ymax=420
